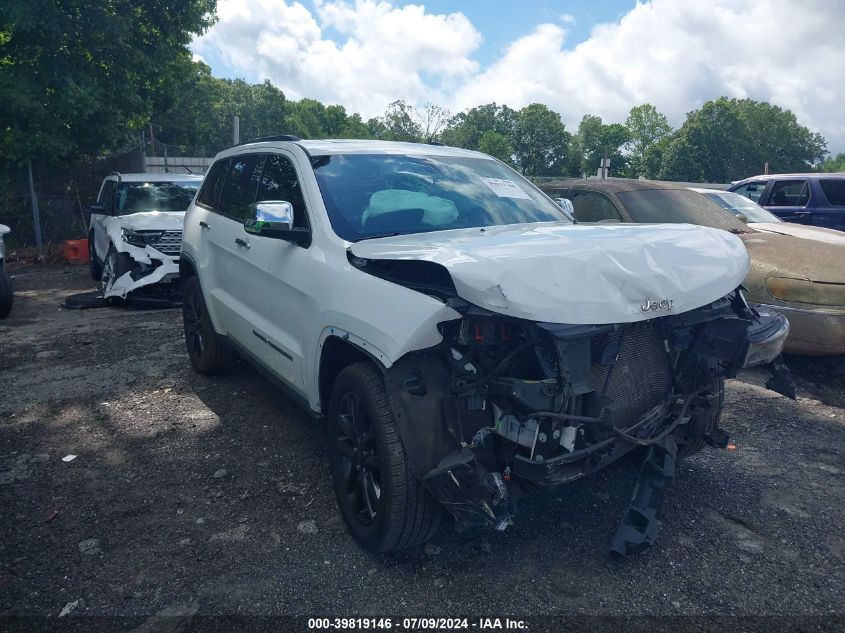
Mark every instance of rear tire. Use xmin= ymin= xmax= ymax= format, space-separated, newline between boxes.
xmin=677 ymin=377 xmax=725 ymax=458
xmin=0 ymin=264 xmax=13 ymax=318
xmin=327 ymin=362 xmax=442 ymax=552
xmin=182 ymin=275 xmax=233 ymax=374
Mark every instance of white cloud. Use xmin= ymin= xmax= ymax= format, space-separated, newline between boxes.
xmin=453 ymin=0 xmax=845 ymax=152
xmin=192 ymin=0 xmax=845 ymax=152
xmin=191 ymin=0 xmax=481 ymax=117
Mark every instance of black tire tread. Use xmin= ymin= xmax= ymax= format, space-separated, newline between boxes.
xmin=332 ymin=363 xmax=441 ymax=552
xmin=0 ymin=265 xmax=13 ymax=318
xmin=182 ymin=275 xmax=234 ymax=375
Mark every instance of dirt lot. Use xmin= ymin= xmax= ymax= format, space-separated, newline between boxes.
xmin=1 ymin=263 xmax=844 ymax=628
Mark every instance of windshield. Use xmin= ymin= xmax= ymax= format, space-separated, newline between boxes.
xmin=116 ymin=181 xmax=200 ymax=214
xmin=616 ymin=188 xmax=750 ymax=232
xmin=311 ymin=153 xmax=568 ymax=241
xmin=701 ymin=190 xmax=782 ymax=223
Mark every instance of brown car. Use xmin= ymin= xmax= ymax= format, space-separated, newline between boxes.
xmin=541 ymin=179 xmax=845 ymax=356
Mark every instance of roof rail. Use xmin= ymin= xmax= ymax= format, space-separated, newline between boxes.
xmin=424 ymin=141 xmax=444 ymax=146
xmin=237 ymin=135 xmax=303 ymax=146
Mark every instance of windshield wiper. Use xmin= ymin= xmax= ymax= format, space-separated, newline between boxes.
xmin=358 ymin=232 xmax=403 ymax=241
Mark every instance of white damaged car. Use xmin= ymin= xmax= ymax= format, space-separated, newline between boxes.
xmin=180 ymin=138 xmax=792 ymax=558
xmin=88 ymin=173 xmax=203 ymax=303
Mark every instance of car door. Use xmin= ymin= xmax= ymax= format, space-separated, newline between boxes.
xmin=763 ymin=179 xmax=812 ymax=224
xmin=200 ymin=152 xmax=268 ymax=356
xmin=236 ymin=151 xmax=317 ymax=392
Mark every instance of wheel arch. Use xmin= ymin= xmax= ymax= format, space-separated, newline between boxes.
xmin=318 ymin=335 xmax=386 ymax=415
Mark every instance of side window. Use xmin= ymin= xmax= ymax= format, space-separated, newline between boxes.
xmin=218 ymin=154 xmax=263 ymax=220
xmin=769 ymin=180 xmax=810 ymax=207
xmin=732 ymin=181 xmax=767 ymax=203
xmin=819 ymin=179 xmax=845 ymax=206
xmin=569 ymin=191 xmax=623 ymax=223
xmin=256 ymin=154 xmax=309 ymax=228
xmin=197 ymin=159 xmax=229 ymax=209
xmin=98 ymin=180 xmax=116 ymax=213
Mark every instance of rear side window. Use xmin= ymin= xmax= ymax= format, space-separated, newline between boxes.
xmin=732 ymin=181 xmax=767 ymax=202
xmin=218 ymin=154 xmax=263 ymax=220
xmin=197 ymin=159 xmax=229 ymax=209
xmin=569 ymin=190 xmax=623 ymax=222
xmin=819 ymin=179 xmax=845 ymax=206
xmin=256 ymin=154 xmax=309 ymax=228
xmin=769 ymin=180 xmax=810 ymax=207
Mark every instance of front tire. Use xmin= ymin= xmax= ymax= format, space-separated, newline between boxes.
xmin=0 ymin=264 xmax=13 ymax=318
xmin=182 ymin=275 xmax=233 ymax=375
xmin=99 ymin=245 xmax=130 ymax=305
xmin=327 ymin=363 xmax=441 ymax=552
xmin=88 ymin=231 xmax=102 ymax=280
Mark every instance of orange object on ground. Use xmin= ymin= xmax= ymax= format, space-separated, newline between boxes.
xmin=64 ymin=239 xmax=90 ymax=264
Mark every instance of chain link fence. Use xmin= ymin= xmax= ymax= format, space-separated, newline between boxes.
xmin=0 ymin=149 xmax=145 ymax=250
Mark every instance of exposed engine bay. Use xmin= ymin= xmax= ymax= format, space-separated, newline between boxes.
xmin=380 ymin=286 xmax=791 ymax=559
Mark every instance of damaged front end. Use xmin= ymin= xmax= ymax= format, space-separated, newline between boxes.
xmin=383 ymin=289 xmax=790 ymax=557
xmin=102 ymin=223 xmax=183 ymax=304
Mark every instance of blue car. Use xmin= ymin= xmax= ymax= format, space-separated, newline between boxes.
xmin=728 ymin=173 xmax=845 ymax=231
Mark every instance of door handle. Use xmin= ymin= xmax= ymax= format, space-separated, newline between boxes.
xmin=235 ymin=237 xmax=251 ymax=249
xmin=199 ymin=221 xmax=211 ymax=229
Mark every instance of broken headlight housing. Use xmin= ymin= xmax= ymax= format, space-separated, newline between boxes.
xmin=121 ymin=228 xmax=163 ymax=248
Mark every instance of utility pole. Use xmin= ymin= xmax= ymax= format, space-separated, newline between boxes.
xmin=27 ymin=160 xmax=44 ymax=259
xmin=149 ymin=123 xmax=156 ymax=156
xmin=233 ymin=115 xmax=240 ymax=145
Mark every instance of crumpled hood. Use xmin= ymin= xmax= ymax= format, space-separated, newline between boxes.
xmin=350 ymin=222 xmax=750 ymax=324
xmin=741 ymin=230 xmax=845 ymax=284
xmin=750 ymin=222 xmax=845 ymax=247
xmin=117 ymin=211 xmax=185 ymax=231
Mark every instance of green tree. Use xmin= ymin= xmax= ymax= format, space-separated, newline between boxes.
xmin=477 ymin=130 xmax=513 ymax=164
xmin=571 ymin=114 xmax=630 ymax=177
xmin=440 ymin=103 xmax=518 ymax=150
xmin=511 ymin=104 xmax=570 ymax=176
xmin=660 ymin=98 xmax=750 ymax=182
xmin=624 ymin=104 xmax=672 ymax=178
xmin=820 ymin=153 xmax=845 ymax=173
xmin=0 ymin=0 xmax=217 ymax=162
xmin=377 ymin=100 xmax=422 ymax=142
xmin=659 ymin=97 xmax=827 ymax=182
xmin=732 ymin=99 xmax=826 ymax=174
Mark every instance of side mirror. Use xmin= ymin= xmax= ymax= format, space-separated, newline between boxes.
xmin=88 ymin=203 xmax=107 ymax=215
xmin=736 ymin=213 xmax=749 ymax=224
xmin=555 ymin=198 xmax=576 ymax=222
xmin=244 ymin=200 xmax=311 ymax=247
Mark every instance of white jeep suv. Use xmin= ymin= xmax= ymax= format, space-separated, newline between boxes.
xmin=89 ymin=173 xmax=203 ymax=301
xmin=180 ymin=137 xmax=790 ymax=556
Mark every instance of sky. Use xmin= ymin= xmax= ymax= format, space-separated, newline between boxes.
xmin=190 ymin=0 xmax=845 ymax=154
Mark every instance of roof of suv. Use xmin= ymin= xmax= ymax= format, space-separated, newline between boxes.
xmin=734 ymin=173 xmax=845 ymax=182
xmin=231 ymin=138 xmax=490 ymax=159
xmin=105 ymin=173 xmax=205 ymax=183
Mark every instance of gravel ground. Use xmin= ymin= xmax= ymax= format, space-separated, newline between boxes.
xmin=1 ymin=263 xmax=843 ymax=629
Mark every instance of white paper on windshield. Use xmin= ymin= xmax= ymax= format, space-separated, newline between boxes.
xmin=480 ymin=177 xmax=532 ymax=200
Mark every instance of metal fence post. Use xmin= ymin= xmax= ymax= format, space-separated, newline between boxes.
xmin=27 ymin=160 xmax=44 ymax=258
